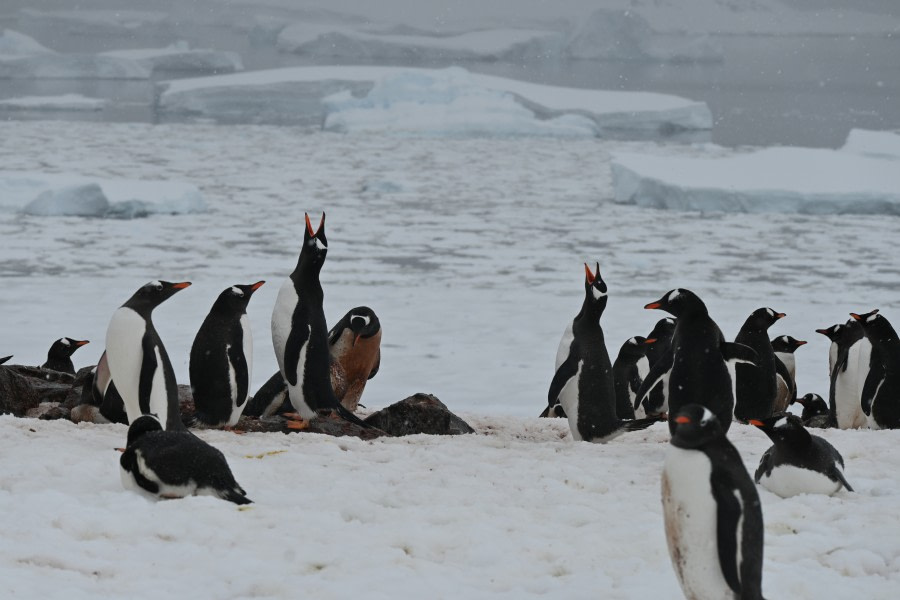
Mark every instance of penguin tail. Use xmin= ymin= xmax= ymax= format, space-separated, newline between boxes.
xmin=832 ymin=467 xmax=854 ymax=493
xmin=335 ymin=404 xmax=375 ymax=429
xmin=623 ymin=417 xmax=660 ymax=432
xmin=222 ymin=487 xmax=253 ymax=505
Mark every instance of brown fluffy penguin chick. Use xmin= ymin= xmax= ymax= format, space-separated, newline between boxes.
xmin=328 ymin=307 xmax=381 ymax=412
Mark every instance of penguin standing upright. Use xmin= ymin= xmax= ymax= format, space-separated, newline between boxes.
xmin=190 ymin=281 xmax=265 ymax=428
xmin=791 ymin=393 xmax=830 ymax=427
xmin=41 ymin=338 xmax=90 ymax=374
xmin=771 ymin=335 xmax=806 ymax=413
xmin=815 ymin=322 xmax=868 ymax=429
xmin=546 ymin=263 xmax=658 ymax=442
xmin=733 ymin=308 xmax=788 ymax=422
xmin=613 ymin=336 xmax=650 ymax=420
xmin=636 ymin=317 xmax=676 ymax=417
xmin=750 ymin=413 xmax=853 ymax=497
xmin=119 ymin=415 xmax=251 ymax=504
xmin=271 ymin=213 xmax=366 ymax=428
xmin=105 ymin=280 xmax=191 ymax=430
xmin=328 ymin=306 xmax=382 ymax=412
xmin=662 ymin=404 xmax=766 ymax=600
xmin=851 ymin=309 xmax=900 ymax=429
xmin=637 ymin=289 xmax=756 ymax=434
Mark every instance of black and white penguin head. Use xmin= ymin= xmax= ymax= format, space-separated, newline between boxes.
xmin=644 ymin=289 xmax=705 ymax=318
xmin=744 ymin=307 xmax=786 ymax=332
xmin=647 ymin=317 xmax=676 ymax=341
xmin=815 ymin=323 xmax=846 ymax=343
xmin=851 ymin=309 xmax=895 ymax=342
xmin=48 ymin=337 xmax=90 ymax=360
xmin=123 ymin=280 xmax=192 ymax=313
xmin=583 ymin=262 xmax=608 ymax=306
xmin=791 ymin=393 xmax=828 ymax=416
xmin=670 ymin=404 xmax=724 ymax=449
xmin=771 ymin=335 xmax=807 ymax=354
xmin=749 ymin=413 xmax=807 ymax=445
xmin=298 ymin=212 xmax=328 ymax=271
xmin=620 ymin=335 xmax=650 ymax=356
xmin=214 ymin=281 xmax=265 ymax=314
xmin=348 ymin=306 xmax=381 ymax=343
xmin=125 ymin=414 xmax=164 ymax=447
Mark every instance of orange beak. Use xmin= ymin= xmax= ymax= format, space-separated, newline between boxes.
xmin=172 ymin=282 xmax=191 ymax=290
xmin=251 ymin=281 xmax=265 ymax=291
xmin=795 ymin=340 xmax=807 ymax=346
xmin=850 ymin=313 xmax=862 ymax=321
xmin=114 ymin=447 xmax=125 ymax=453
xmin=749 ymin=419 xmax=765 ymax=427
xmin=75 ymin=340 xmax=90 ymax=347
xmin=305 ymin=213 xmax=315 ymax=236
xmin=775 ymin=312 xmax=786 ymax=319
xmin=674 ymin=416 xmax=691 ymax=424
xmin=645 ymin=302 xmax=662 ymax=310
xmin=644 ymin=338 xmax=657 ymax=344
xmin=584 ymin=263 xmax=596 ymax=285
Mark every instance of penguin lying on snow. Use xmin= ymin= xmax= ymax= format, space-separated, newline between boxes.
xmin=41 ymin=337 xmax=90 ymax=374
xmin=791 ymin=393 xmax=830 ymax=428
xmin=119 ymin=415 xmax=251 ymax=505
xmin=637 ymin=289 xmax=757 ymax=434
xmin=546 ymin=263 xmax=659 ymax=442
xmin=750 ymin=413 xmax=852 ymax=497
xmin=105 ymin=280 xmax=191 ymax=430
xmin=851 ymin=309 xmax=900 ymax=430
xmin=190 ymin=281 xmax=265 ymax=428
xmin=271 ymin=213 xmax=370 ymax=429
xmin=662 ymin=404 xmax=766 ymax=600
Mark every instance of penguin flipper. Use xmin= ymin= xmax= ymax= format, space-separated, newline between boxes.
xmin=721 ymin=342 xmax=757 ymax=366
xmin=283 ymin=322 xmax=309 ymax=387
xmin=334 ymin=403 xmax=375 ymax=429
xmin=634 ymin=348 xmax=672 ymax=412
xmin=709 ymin=473 xmax=743 ymax=595
xmin=227 ymin=342 xmax=250 ymax=408
xmin=830 ymin=465 xmax=854 ymax=493
xmin=138 ymin=336 xmax=159 ymax=415
xmin=754 ymin=448 xmax=773 ymax=484
xmin=367 ymin=349 xmax=380 ymax=380
xmin=774 ymin=356 xmax=795 ymax=398
xmin=860 ymin=363 xmax=885 ymax=417
xmin=547 ymin=352 xmax=579 ymax=409
xmin=622 ymin=417 xmax=659 ymax=432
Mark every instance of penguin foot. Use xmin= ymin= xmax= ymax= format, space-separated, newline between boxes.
xmin=285 ymin=418 xmax=309 ymax=431
xmin=223 ymin=426 xmax=246 ymax=435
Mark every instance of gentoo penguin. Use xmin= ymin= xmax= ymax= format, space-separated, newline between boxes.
xmin=750 ymin=413 xmax=853 ymax=496
xmin=815 ymin=322 xmax=868 ymax=429
xmin=69 ymin=350 xmax=130 ymax=425
xmin=328 ymin=306 xmax=381 ymax=412
xmin=119 ymin=415 xmax=251 ymax=504
xmin=613 ymin=335 xmax=651 ymax=420
xmin=0 ymin=355 xmax=11 ymax=365
xmin=637 ymin=289 xmax=756 ymax=434
xmin=771 ymin=335 xmax=806 ymax=413
xmin=636 ymin=317 xmax=676 ymax=417
xmin=733 ymin=308 xmax=788 ymax=422
xmin=190 ymin=281 xmax=265 ymax=428
xmin=105 ymin=280 xmax=191 ymax=430
xmin=246 ymin=307 xmax=383 ymax=418
xmin=271 ymin=213 xmax=367 ymax=428
xmin=546 ymin=263 xmax=658 ymax=442
xmin=41 ymin=338 xmax=90 ymax=374
xmin=662 ymin=404 xmax=766 ymax=600
xmin=791 ymin=393 xmax=830 ymax=427
xmin=851 ymin=309 xmax=900 ymax=429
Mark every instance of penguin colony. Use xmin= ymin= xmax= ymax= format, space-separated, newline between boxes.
xmin=3 ymin=218 xmax=897 ymax=598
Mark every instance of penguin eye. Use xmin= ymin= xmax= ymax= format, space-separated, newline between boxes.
xmin=151 ymin=281 xmax=163 ymax=291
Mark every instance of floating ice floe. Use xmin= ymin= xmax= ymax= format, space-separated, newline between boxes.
xmin=0 ymin=172 xmax=206 ymax=218
xmin=841 ymin=129 xmax=900 ymax=161
xmin=567 ymin=10 xmax=722 ymax=63
xmin=0 ymin=94 xmax=106 ymax=111
xmin=612 ymin=145 xmax=900 ymax=215
xmin=0 ymin=54 xmax=149 ymax=79
xmin=158 ymin=65 xmax=711 ymax=138
xmin=277 ymin=23 xmax=564 ymax=61
xmin=101 ymin=41 xmax=243 ymax=75
xmin=0 ymin=29 xmax=55 ymax=58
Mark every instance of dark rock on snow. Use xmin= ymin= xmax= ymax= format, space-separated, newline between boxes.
xmin=364 ymin=393 xmax=475 ymax=436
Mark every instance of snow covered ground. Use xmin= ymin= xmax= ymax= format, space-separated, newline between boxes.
xmin=0 ymin=120 xmax=899 ymax=598
xmin=157 ymin=65 xmax=712 ymax=137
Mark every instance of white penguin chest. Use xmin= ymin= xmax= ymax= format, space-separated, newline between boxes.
xmin=559 ymin=360 xmax=583 ymax=441
xmin=271 ymin=279 xmax=299 ymax=369
xmin=835 ymin=342 xmax=867 ymax=429
xmin=555 ymin=324 xmax=574 ymax=369
xmin=662 ymin=447 xmax=735 ymax=600
xmin=106 ymin=308 xmax=157 ymax=423
xmin=758 ymin=463 xmax=842 ymax=498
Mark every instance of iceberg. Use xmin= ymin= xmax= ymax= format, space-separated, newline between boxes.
xmin=612 ymin=147 xmax=900 ymax=215
xmin=101 ymin=42 xmax=243 ymax=75
xmin=0 ymin=94 xmax=106 ymax=111
xmin=0 ymin=172 xmax=206 ymax=218
xmin=841 ymin=129 xmax=900 ymax=161
xmin=0 ymin=29 xmax=55 ymax=58
xmin=0 ymin=54 xmax=149 ymax=79
xmin=158 ymin=65 xmax=711 ymax=138
xmin=277 ymin=23 xmax=564 ymax=61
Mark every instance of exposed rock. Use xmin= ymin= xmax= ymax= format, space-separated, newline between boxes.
xmin=26 ymin=402 xmax=70 ymax=420
xmin=0 ymin=363 xmax=75 ymax=416
xmin=364 ymin=393 xmax=474 ymax=436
